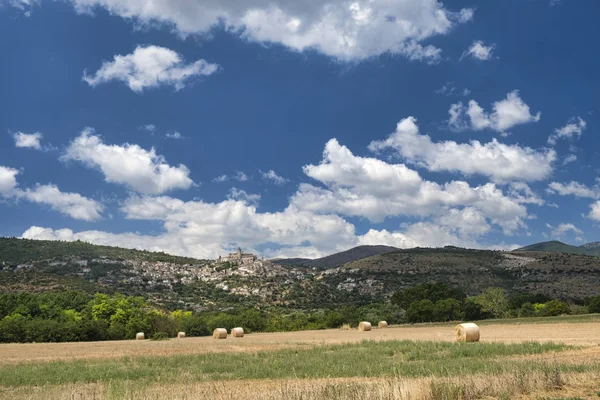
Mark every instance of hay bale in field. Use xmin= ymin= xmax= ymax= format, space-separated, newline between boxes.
xmin=177 ymin=332 xmax=186 ymax=339
xmin=231 ymin=327 xmax=244 ymax=338
xmin=136 ymin=332 xmax=145 ymax=340
xmin=378 ymin=321 xmax=388 ymax=328
xmin=454 ymin=323 xmax=480 ymax=342
xmin=341 ymin=323 xmax=350 ymax=330
xmin=213 ymin=328 xmax=228 ymax=339
xmin=358 ymin=321 xmax=372 ymax=332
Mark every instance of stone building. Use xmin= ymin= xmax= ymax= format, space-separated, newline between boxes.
xmin=218 ymin=248 xmax=257 ymax=264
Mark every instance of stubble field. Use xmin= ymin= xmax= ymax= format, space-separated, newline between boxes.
xmin=1 ymin=315 xmax=599 ymax=400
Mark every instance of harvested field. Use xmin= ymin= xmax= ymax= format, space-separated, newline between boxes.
xmin=1 ymin=317 xmax=599 ymax=400
xmin=2 ymin=319 xmax=599 ymax=365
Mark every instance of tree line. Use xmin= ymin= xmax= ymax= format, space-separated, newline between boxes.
xmin=1 ymin=285 xmax=599 ymax=343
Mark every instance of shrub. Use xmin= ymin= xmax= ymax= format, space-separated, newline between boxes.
xmin=151 ymin=332 xmax=169 ymax=340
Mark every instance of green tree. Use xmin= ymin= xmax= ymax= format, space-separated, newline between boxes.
xmin=588 ymin=296 xmax=600 ymax=313
xmin=392 ymin=283 xmax=465 ymax=310
xmin=543 ymin=300 xmax=570 ymax=316
xmin=473 ymin=288 xmax=509 ymax=318
xmin=517 ymin=302 xmax=535 ymax=318
xmin=434 ymin=298 xmax=464 ymax=322
xmin=406 ymin=299 xmax=435 ymax=323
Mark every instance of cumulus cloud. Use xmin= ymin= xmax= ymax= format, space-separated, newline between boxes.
xmin=17 ymin=184 xmax=104 ymax=221
xmin=12 ymin=131 xmax=43 ymax=150
xmin=461 ymin=40 xmax=496 ymax=61
xmin=548 ymin=117 xmax=586 ymax=145
xmin=589 ymin=201 xmax=600 ymax=222
xmin=546 ymin=222 xmax=582 ymax=239
xmin=547 ymin=181 xmax=600 ymax=199
xmin=449 ymin=91 xmax=541 ymax=133
xmin=67 ymin=0 xmax=472 ymax=62
xmin=0 ymin=165 xmax=103 ymax=220
xmin=260 ymin=169 xmax=288 ymax=185
xmin=0 ymin=166 xmax=19 ymax=195
xmin=292 ymin=138 xmax=530 ymax=233
xmin=369 ymin=116 xmax=555 ymax=183
xmin=83 ymin=45 xmax=219 ymax=92
xmin=62 ymin=127 xmax=193 ymax=194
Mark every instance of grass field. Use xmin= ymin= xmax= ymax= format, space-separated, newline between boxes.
xmin=1 ymin=317 xmax=599 ymax=399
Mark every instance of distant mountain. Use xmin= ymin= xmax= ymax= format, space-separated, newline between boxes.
xmin=516 ymin=240 xmax=600 ymax=256
xmin=274 ymin=245 xmax=399 ymax=269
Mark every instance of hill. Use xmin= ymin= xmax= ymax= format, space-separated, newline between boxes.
xmin=517 ymin=240 xmax=600 ymax=256
xmin=0 ymin=237 xmax=202 ymax=265
xmin=274 ymin=245 xmax=398 ymax=269
xmin=1 ymin=238 xmax=600 ymax=311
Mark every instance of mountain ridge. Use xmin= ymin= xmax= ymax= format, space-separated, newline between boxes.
xmin=516 ymin=240 xmax=600 ymax=256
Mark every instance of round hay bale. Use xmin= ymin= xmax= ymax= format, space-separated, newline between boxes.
xmin=378 ymin=321 xmax=388 ymax=328
xmin=135 ymin=332 xmax=145 ymax=340
xmin=341 ymin=323 xmax=350 ymax=330
xmin=231 ymin=327 xmax=244 ymax=338
xmin=213 ymin=328 xmax=228 ymax=339
xmin=454 ymin=323 xmax=480 ymax=342
xmin=358 ymin=321 xmax=372 ymax=332
xmin=177 ymin=332 xmax=186 ymax=339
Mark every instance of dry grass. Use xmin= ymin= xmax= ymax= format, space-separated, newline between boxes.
xmin=2 ymin=321 xmax=598 ymax=365
xmin=2 ymin=371 xmax=599 ymax=400
xmin=1 ymin=320 xmax=599 ymax=400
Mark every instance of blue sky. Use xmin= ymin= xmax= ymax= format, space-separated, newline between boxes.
xmin=0 ymin=0 xmax=598 ymax=259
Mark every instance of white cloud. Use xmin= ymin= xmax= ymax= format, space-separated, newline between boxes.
xmin=215 ymin=171 xmax=249 ymax=183
xmin=227 ymin=187 xmax=261 ymax=205
xmin=0 ymin=166 xmax=19 ymax=196
xmin=213 ymin=175 xmax=228 ymax=183
xmin=67 ymin=0 xmax=472 ymax=62
xmin=6 ymin=0 xmax=38 ymax=15
xmin=12 ymin=132 xmax=43 ymax=150
xmin=293 ymin=138 xmax=529 ymax=233
xmin=62 ymin=127 xmax=193 ymax=194
xmin=435 ymin=82 xmax=470 ymax=97
xmin=462 ymin=40 xmax=496 ymax=61
xmin=548 ymin=117 xmax=586 ymax=145
xmin=563 ymin=154 xmax=577 ymax=165
xmin=165 ymin=131 xmax=185 ymax=139
xmin=17 ymin=184 xmax=104 ymax=221
xmin=546 ymin=222 xmax=582 ymax=239
xmin=140 ymin=124 xmax=156 ymax=133
xmin=547 ymin=181 xmax=600 ymax=199
xmin=589 ymin=201 xmax=600 ymax=222
xmin=449 ymin=91 xmax=541 ymax=133
xmin=260 ymin=169 xmax=288 ymax=185
xmin=369 ymin=116 xmax=555 ymax=183
xmin=83 ymin=45 xmax=219 ymax=93
xmin=508 ymin=182 xmax=544 ymax=206
xmin=0 ymin=166 xmax=103 ymax=220
xmin=235 ymin=171 xmax=248 ymax=182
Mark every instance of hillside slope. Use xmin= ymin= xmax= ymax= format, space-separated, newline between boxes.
xmin=517 ymin=240 xmax=600 ymax=256
xmin=2 ymin=239 xmax=600 ymax=310
xmin=274 ymin=245 xmax=398 ymax=268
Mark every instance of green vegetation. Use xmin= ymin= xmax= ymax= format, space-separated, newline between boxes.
xmin=2 ymin=285 xmax=599 ymax=343
xmin=0 ymin=291 xmax=406 ymax=343
xmin=517 ymin=240 xmax=600 ymax=256
xmin=0 ymin=341 xmax=577 ymax=387
xmin=392 ymin=283 xmax=593 ymax=324
xmin=0 ymin=237 xmax=203 ymax=266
